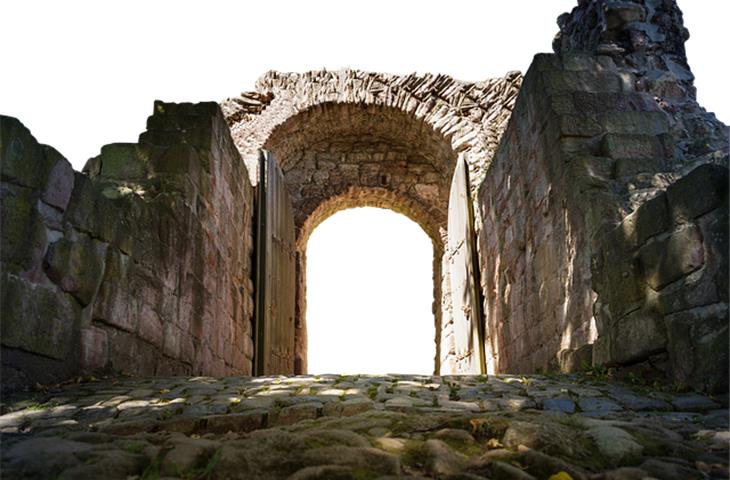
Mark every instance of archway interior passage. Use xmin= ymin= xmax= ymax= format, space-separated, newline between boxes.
xmin=306 ymin=207 xmax=434 ymax=374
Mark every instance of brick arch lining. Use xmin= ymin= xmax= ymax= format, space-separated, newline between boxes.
xmin=297 ymin=186 xmax=442 ymax=251
xmin=264 ymin=102 xmax=456 ymax=237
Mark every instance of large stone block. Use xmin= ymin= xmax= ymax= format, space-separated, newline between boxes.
xmin=65 ymin=173 xmax=134 ymax=253
xmin=570 ymin=92 xmax=659 ymax=116
xmin=665 ymin=304 xmax=729 ymax=393
xmin=558 ymin=114 xmax=603 ymax=137
xmin=557 ymin=344 xmax=593 ymax=372
xmin=92 ymin=248 xmax=134 ymax=332
xmin=592 ymin=241 xmax=644 ymax=317
xmin=106 ymin=328 xmax=157 ymax=376
xmin=137 ymin=303 xmax=164 ymax=348
xmin=601 ymin=134 xmax=664 ymax=159
xmin=604 ymin=1 xmax=646 ymax=29
xmin=41 ymin=146 xmax=76 ymax=210
xmin=639 ymin=224 xmax=704 ymax=290
xmin=699 ymin=198 xmax=729 ymax=302
xmin=93 ymin=143 xmax=149 ymax=180
xmin=45 ymin=233 xmax=107 ymax=306
xmin=610 ymin=308 xmax=667 ymax=364
xmin=0 ymin=273 xmax=80 ymax=361
xmin=613 ymin=156 xmax=667 ymax=178
xmin=0 ymin=183 xmax=46 ymax=273
xmin=81 ymin=326 xmax=108 ymax=371
xmin=567 ymin=155 xmax=614 ymax=190
xmin=543 ymin=70 xmax=624 ymax=94
xmin=666 ymin=164 xmax=729 ymax=224
xmin=0 ymin=116 xmax=52 ymax=189
xmin=633 ymin=192 xmax=670 ymax=245
xmin=601 ymin=111 xmax=669 ymax=135
xmin=655 ymin=274 xmax=722 ymax=315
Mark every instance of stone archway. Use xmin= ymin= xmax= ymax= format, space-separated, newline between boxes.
xmin=223 ymin=69 xmax=522 ymax=374
xmin=263 ymin=101 xmax=456 ymax=374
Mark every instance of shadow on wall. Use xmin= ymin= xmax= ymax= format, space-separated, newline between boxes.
xmin=592 ymin=164 xmax=729 ymax=392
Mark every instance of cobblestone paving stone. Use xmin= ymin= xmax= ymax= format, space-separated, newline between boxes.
xmin=1 ymin=374 xmax=728 ymax=479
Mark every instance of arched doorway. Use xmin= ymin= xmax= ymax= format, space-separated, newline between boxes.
xmin=295 ymin=188 xmax=444 ymax=374
xmin=263 ymin=103 xmax=456 ymax=374
xmin=225 ymin=69 xmax=521 ymax=376
xmin=306 ymin=207 xmax=434 ymax=374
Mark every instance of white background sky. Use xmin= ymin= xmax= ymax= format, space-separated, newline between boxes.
xmin=2 ymin=1 xmax=727 ymax=374
xmin=307 ymin=208 xmax=434 ymax=374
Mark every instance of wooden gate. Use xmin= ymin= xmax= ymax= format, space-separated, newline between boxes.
xmin=254 ymin=150 xmax=296 ymax=375
xmin=446 ymin=158 xmax=486 ymax=374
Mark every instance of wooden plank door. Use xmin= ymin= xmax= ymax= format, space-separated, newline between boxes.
xmin=254 ymin=150 xmax=296 ymax=375
xmin=446 ymin=158 xmax=486 ymax=374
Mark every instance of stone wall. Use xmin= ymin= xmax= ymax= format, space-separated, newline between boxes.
xmin=476 ymin=54 xmax=601 ymax=375
xmin=593 ymin=164 xmax=728 ymax=392
xmin=476 ymin=0 xmax=728 ymax=390
xmin=1 ymin=102 xmax=256 ymax=392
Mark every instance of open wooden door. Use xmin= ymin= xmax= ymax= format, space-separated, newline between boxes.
xmin=254 ymin=150 xmax=296 ymax=375
xmin=446 ymin=158 xmax=486 ymax=374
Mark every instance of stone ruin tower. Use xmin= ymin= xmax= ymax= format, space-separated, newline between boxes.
xmin=1 ymin=0 xmax=728 ymax=394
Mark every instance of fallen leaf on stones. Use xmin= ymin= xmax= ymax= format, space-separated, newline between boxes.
xmin=548 ymin=472 xmax=574 ymax=480
xmin=486 ymin=438 xmax=503 ymax=449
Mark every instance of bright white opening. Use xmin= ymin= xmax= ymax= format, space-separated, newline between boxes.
xmin=306 ymin=207 xmax=434 ymax=374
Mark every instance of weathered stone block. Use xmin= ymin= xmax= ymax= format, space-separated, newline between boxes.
xmin=592 ymin=335 xmax=611 ymax=366
xmin=0 ymin=116 xmax=51 ymax=189
xmin=45 ymin=233 xmax=107 ymax=306
xmin=151 ymin=143 xmax=203 ymax=181
xmin=557 ymin=344 xmax=593 ymax=372
xmin=655 ymin=274 xmax=721 ymax=315
xmin=601 ymin=134 xmax=664 ymax=159
xmin=699 ymin=199 xmax=729 ymax=301
xmin=568 ymin=155 xmax=614 ymax=189
xmin=559 ymin=114 xmax=603 ymax=137
xmin=610 ymin=308 xmax=667 ymax=364
xmin=634 ymin=192 xmax=669 ymax=245
xmin=665 ymin=304 xmax=729 ymax=393
xmin=137 ymin=304 xmax=163 ymax=348
xmin=639 ymin=224 xmax=704 ymax=290
xmin=601 ymin=111 xmax=669 ymax=135
xmin=162 ymin=323 xmax=182 ymax=359
xmin=0 ymin=183 xmax=46 ymax=273
xmin=593 ymin=241 xmax=644 ymax=317
xmin=613 ymin=156 xmax=667 ymax=178
xmin=571 ymin=92 xmax=658 ymax=116
xmin=41 ymin=147 xmax=75 ymax=210
xmin=65 ymin=173 xmax=134 ymax=253
xmin=81 ymin=326 xmax=108 ymax=371
xmin=92 ymin=248 xmax=134 ymax=332
xmin=544 ymin=70 xmax=623 ymax=94
xmin=667 ymin=164 xmax=729 ymax=224
xmin=93 ymin=144 xmax=148 ymax=180
xmin=0 ymin=273 xmax=80 ymax=361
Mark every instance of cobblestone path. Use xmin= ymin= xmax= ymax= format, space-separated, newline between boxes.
xmin=1 ymin=374 xmax=728 ymax=479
